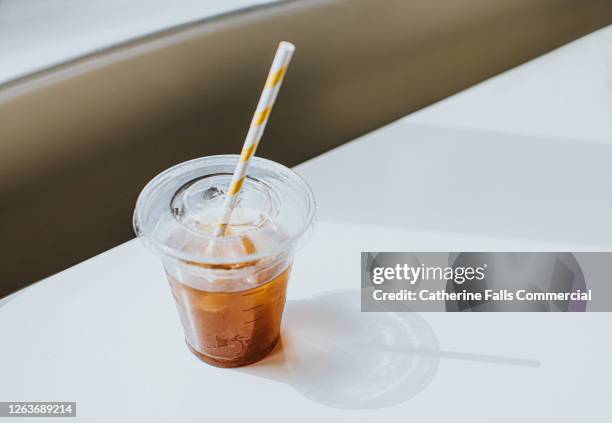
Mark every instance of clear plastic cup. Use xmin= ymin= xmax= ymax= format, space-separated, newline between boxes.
xmin=133 ymin=155 xmax=316 ymax=367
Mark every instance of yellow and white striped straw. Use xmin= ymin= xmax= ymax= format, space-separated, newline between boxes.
xmin=213 ymin=41 xmax=295 ymax=237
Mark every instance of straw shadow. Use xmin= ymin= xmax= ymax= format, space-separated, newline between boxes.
xmin=236 ymin=290 xmax=540 ymax=410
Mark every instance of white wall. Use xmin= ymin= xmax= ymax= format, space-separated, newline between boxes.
xmin=0 ymin=0 xmax=282 ymax=84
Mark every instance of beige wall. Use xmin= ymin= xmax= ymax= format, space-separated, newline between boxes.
xmin=1 ymin=0 xmax=611 ymax=296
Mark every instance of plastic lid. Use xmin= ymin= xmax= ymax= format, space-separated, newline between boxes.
xmin=133 ymin=155 xmax=316 ymax=265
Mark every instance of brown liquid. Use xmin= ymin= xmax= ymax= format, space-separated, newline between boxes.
xmin=167 ymin=263 xmax=290 ymax=368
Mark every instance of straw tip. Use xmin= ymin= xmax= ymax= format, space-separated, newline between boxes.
xmin=279 ymin=41 xmax=296 ymax=52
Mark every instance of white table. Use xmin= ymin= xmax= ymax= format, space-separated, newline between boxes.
xmin=2 ymin=26 xmax=612 ymax=422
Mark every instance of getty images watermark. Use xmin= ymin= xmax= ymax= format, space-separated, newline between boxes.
xmin=361 ymin=252 xmax=611 ymax=312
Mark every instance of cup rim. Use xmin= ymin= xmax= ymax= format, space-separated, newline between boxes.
xmin=133 ymin=155 xmax=317 ymax=265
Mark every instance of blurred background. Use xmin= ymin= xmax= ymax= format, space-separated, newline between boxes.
xmin=1 ymin=0 xmax=612 ymax=298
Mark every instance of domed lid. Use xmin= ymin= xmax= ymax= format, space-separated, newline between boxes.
xmin=133 ymin=155 xmax=316 ymax=266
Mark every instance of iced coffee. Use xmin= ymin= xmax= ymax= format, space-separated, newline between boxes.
xmin=133 ymin=155 xmax=315 ymax=367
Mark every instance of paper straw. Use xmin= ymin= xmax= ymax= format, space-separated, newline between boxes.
xmin=213 ymin=41 xmax=295 ymax=237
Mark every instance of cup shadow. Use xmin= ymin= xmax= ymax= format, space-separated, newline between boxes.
xmin=236 ymin=290 xmax=539 ymax=410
